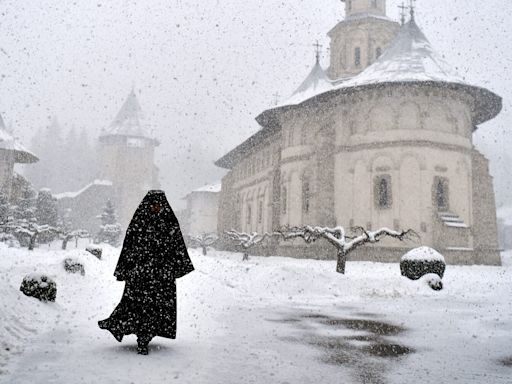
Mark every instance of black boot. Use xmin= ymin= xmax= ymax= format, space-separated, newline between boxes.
xmin=137 ymin=335 xmax=151 ymax=355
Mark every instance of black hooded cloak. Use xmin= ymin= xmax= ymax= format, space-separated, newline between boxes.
xmin=98 ymin=190 xmax=194 ymax=341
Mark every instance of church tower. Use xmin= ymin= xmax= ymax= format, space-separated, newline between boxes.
xmin=98 ymin=89 xmax=160 ymax=227
xmin=328 ymin=0 xmax=399 ymax=80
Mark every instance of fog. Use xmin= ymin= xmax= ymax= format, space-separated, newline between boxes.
xmin=0 ymin=0 xmax=510 ymax=208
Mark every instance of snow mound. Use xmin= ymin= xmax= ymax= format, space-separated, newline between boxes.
xmin=401 ymin=246 xmax=445 ymax=262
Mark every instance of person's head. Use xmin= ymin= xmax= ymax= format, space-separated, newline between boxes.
xmin=150 ymin=203 xmax=162 ymax=214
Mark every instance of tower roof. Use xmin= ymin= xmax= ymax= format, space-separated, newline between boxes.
xmin=285 ymin=57 xmax=332 ymax=106
xmin=102 ymin=89 xmax=150 ymax=138
xmin=343 ymin=19 xmax=464 ymax=86
xmin=0 ymin=113 xmax=38 ymax=163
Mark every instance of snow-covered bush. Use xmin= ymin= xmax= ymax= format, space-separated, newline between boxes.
xmin=86 ymin=245 xmax=102 ymax=259
xmin=0 ymin=232 xmax=20 ymax=248
xmin=400 ymin=246 xmax=446 ymax=280
xmin=63 ymin=258 xmax=85 ymax=276
xmin=20 ymin=274 xmax=57 ymax=302
xmin=421 ymin=273 xmax=443 ymax=291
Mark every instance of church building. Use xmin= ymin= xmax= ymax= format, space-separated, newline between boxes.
xmin=215 ymin=1 xmax=502 ymax=265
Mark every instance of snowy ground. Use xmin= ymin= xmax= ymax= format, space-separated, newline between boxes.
xmin=0 ymin=245 xmax=511 ymax=384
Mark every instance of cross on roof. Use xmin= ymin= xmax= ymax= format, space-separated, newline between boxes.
xmin=313 ymin=40 xmax=322 ymax=63
xmin=398 ymin=2 xmax=408 ymax=26
xmin=409 ymin=0 xmax=416 ymax=20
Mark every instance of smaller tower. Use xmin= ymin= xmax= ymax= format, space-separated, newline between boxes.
xmin=328 ymin=0 xmax=400 ymax=80
xmin=98 ymin=89 xmax=160 ymax=228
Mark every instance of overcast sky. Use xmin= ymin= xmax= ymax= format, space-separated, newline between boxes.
xmin=1 ymin=0 xmax=511 ymax=208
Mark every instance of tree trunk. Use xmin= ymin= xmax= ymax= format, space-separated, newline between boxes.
xmin=336 ymin=249 xmax=346 ymax=274
xmin=202 ymin=245 xmax=207 ymax=256
xmin=62 ymin=237 xmax=69 ymax=250
xmin=28 ymin=233 xmax=38 ymax=251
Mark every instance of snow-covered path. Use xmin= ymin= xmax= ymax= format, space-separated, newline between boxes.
xmin=1 ymin=246 xmax=511 ymax=383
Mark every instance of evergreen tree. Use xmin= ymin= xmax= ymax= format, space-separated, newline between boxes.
xmin=36 ymin=189 xmax=58 ymax=226
xmin=97 ymin=200 xmax=122 ymax=246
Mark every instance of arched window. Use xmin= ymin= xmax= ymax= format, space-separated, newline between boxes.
xmin=354 ymin=47 xmax=361 ymax=67
xmin=302 ymin=179 xmax=310 ymax=213
xmin=374 ymin=175 xmax=392 ymax=209
xmin=433 ymin=177 xmax=449 ymax=211
xmin=258 ymin=200 xmax=263 ymax=224
xmin=281 ymin=186 xmax=287 ymax=214
xmin=376 ymin=47 xmax=382 ymax=59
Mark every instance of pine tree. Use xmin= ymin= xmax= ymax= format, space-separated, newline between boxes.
xmin=97 ymin=200 xmax=122 ymax=246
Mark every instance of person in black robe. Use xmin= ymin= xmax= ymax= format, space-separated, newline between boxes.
xmin=98 ymin=190 xmax=194 ymax=355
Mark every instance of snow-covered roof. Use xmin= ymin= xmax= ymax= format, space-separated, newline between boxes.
xmin=340 ymin=19 xmax=464 ymax=87
xmin=194 ymin=183 xmax=222 ymax=193
xmin=55 ymin=180 xmax=112 ymax=200
xmin=101 ymin=89 xmax=151 ymax=138
xmin=0 ymin=114 xmax=38 ymax=164
xmin=283 ymin=58 xmax=332 ymax=106
xmin=256 ymin=18 xmax=501 ymax=127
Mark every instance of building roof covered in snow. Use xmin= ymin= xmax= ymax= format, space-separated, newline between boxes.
xmin=183 ymin=182 xmax=222 ymax=199
xmin=339 ymin=18 xmax=464 ymax=87
xmin=100 ymin=89 xmax=155 ymax=140
xmin=0 ymin=114 xmax=38 ymax=164
xmin=55 ymin=179 xmax=113 ymax=200
xmin=256 ymin=18 xmax=501 ymax=129
xmin=283 ymin=56 xmax=332 ymax=107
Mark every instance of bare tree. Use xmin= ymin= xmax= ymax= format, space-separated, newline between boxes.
xmin=225 ymin=230 xmax=274 ymax=261
xmin=276 ymin=226 xmax=417 ymax=274
xmin=189 ymin=233 xmax=218 ymax=255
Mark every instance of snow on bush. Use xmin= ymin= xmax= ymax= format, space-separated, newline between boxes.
xmin=20 ymin=274 xmax=57 ymax=302
xmin=86 ymin=245 xmax=102 ymax=259
xmin=421 ymin=273 xmax=443 ymax=291
xmin=401 ymin=247 xmax=445 ymax=262
xmin=63 ymin=258 xmax=85 ymax=276
xmin=400 ymin=247 xmax=446 ymax=280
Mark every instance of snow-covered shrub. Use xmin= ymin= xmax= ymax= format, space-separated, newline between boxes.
xmin=0 ymin=233 xmax=20 ymax=248
xmin=86 ymin=245 xmax=102 ymax=259
xmin=421 ymin=273 xmax=443 ymax=291
xmin=20 ymin=274 xmax=57 ymax=302
xmin=63 ymin=258 xmax=85 ymax=276
xmin=400 ymin=246 xmax=446 ymax=280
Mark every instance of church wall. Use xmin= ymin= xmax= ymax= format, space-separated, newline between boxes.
xmin=225 ymin=132 xmax=281 ymax=235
